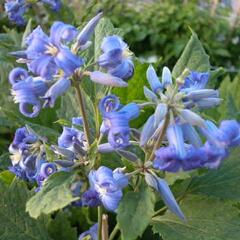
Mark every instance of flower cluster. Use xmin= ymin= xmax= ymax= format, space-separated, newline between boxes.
xmin=141 ymin=65 xmax=240 ymax=172
xmin=5 ymin=0 xmax=61 ymax=25
xmin=9 ymin=13 xmax=134 ymax=118
xmin=9 ymin=126 xmax=57 ymax=190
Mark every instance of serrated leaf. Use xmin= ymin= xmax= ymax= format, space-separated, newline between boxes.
xmin=26 ymin=172 xmax=77 ymax=218
xmin=152 ymin=195 xmax=240 ymax=240
xmin=172 ymin=32 xmax=210 ymax=78
xmin=188 ymin=148 xmax=240 ymax=201
xmin=47 ymin=211 xmax=77 ymax=240
xmin=117 ymin=185 xmax=155 ymax=240
xmin=0 ymin=180 xmax=52 ymax=240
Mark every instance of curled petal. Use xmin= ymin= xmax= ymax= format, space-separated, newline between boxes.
xmin=19 ymin=102 xmax=41 ymax=118
xmin=99 ymin=94 xmax=120 ymax=115
xmin=90 ymin=71 xmax=128 ymax=87
xmin=98 ymin=48 xmax=123 ymax=69
xmin=9 ymin=67 xmax=28 ymax=85
xmin=40 ymin=162 xmax=57 ymax=178
xmin=109 ymin=59 xmax=134 ymax=80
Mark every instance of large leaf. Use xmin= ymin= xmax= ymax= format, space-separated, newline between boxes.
xmin=152 ymin=195 xmax=240 ymax=240
xmin=26 ymin=172 xmax=77 ymax=218
xmin=47 ymin=211 xmax=77 ymax=240
xmin=172 ymin=32 xmax=210 ymax=78
xmin=217 ymin=75 xmax=240 ymax=121
xmin=117 ymin=185 xmax=155 ymax=240
xmin=188 ymin=148 xmax=240 ymax=201
xmin=0 ymin=180 xmax=52 ymax=240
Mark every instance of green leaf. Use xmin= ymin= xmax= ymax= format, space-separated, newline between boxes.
xmin=172 ymin=32 xmax=210 ymax=78
xmin=152 ymin=195 xmax=240 ymax=240
xmin=0 ymin=180 xmax=52 ymax=240
xmin=188 ymin=148 xmax=240 ymax=201
xmin=117 ymin=185 xmax=155 ymax=240
xmin=217 ymin=75 xmax=240 ymax=121
xmin=26 ymin=172 xmax=77 ymax=218
xmin=47 ymin=211 xmax=77 ymax=240
xmin=0 ymin=152 xmax=11 ymax=170
xmin=0 ymin=170 xmax=15 ymax=185
xmin=21 ymin=18 xmax=32 ymax=47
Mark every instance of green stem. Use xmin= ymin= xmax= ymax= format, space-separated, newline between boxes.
xmin=109 ymin=224 xmax=119 ymax=240
xmin=98 ymin=206 xmax=103 ymax=240
xmin=152 ymin=206 xmax=168 ymax=218
xmin=148 ymin=113 xmax=170 ymax=161
xmin=74 ymin=82 xmax=91 ymax=146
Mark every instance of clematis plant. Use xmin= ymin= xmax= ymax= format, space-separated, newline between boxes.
xmin=5 ymin=11 xmax=240 ymax=240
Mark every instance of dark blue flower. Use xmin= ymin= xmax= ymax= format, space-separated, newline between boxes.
xmin=23 ymin=22 xmax=82 ymax=79
xmin=88 ymin=166 xmax=128 ymax=211
xmin=4 ymin=0 xmax=26 ymax=25
xmin=81 ymin=189 xmax=101 ymax=207
xmin=79 ymin=223 xmax=98 ymax=240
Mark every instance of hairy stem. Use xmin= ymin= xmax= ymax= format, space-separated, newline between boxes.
xmin=98 ymin=206 xmax=103 ymax=240
xmin=74 ymin=82 xmax=91 ymax=146
xmin=149 ymin=113 xmax=170 ymax=161
xmin=109 ymin=224 xmax=119 ymax=240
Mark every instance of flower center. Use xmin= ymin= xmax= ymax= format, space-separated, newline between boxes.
xmin=45 ymin=44 xmax=59 ymax=56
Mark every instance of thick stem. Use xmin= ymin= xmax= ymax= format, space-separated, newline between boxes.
xmin=98 ymin=206 xmax=103 ymax=240
xmin=74 ymin=82 xmax=91 ymax=146
xmin=109 ymin=224 xmax=119 ymax=240
xmin=149 ymin=113 xmax=170 ymax=162
xmin=102 ymin=214 xmax=109 ymax=240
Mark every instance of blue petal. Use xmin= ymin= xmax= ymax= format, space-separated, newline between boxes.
xmin=50 ymin=21 xmax=78 ymax=46
xmin=41 ymin=0 xmax=61 ymax=11
xmin=101 ymin=35 xmax=127 ymax=52
xmin=98 ymin=48 xmax=123 ymax=69
xmin=55 ymin=47 xmax=83 ymax=76
xmin=109 ymin=59 xmax=134 ymax=80
xmin=162 ymin=66 xmax=172 ymax=88
xmin=167 ymin=124 xmax=186 ymax=159
xmin=43 ymin=78 xmax=71 ymax=108
xmin=140 ymin=114 xmax=157 ymax=146
xmin=181 ymin=123 xmax=202 ymax=147
xmin=90 ymin=71 xmax=128 ymax=87
xmin=101 ymin=190 xmax=122 ymax=211
xmin=77 ymin=12 xmax=103 ymax=46
xmin=9 ymin=67 xmax=28 ymax=85
xmin=143 ymin=86 xmax=158 ymax=102
xmin=146 ymin=65 xmax=162 ymax=93
xmin=19 ymin=102 xmax=41 ymax=118
xmin=99 ymin=94 xmax=120 ymax=115
xmin=119 ymin=103 xmax=140 ymax=120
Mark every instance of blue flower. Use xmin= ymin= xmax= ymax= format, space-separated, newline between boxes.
xmin=79 ymin=223 xmax=98 ymax=240
xmin=180 ymin=71 xmax=221 ymax=109
xmin=72 ymin=117 xmax=83 ymax=126
xmin=9 ymin=126 xmax=37 ymax=153
xmin=97 ymin=35 xmax=134 ymax=81
xmin=58 ymin=126 xmax=86 ymax=151
xmin=99 ymin=94 xmax=120 ymax=115
xmin=81 ymin=189 xmax=101 ymax=207
xmin=23 ymin=22 xmax=82 ymax=79
xmin=4 ymin=0 xmax=26 ymax=25
xmin=88 ymin=166 xmax=128 ymax=211
xmin=11 ymin=76 xmax=48 ymax=117
xmin=42 ymin=78 xmax=71 ymax=107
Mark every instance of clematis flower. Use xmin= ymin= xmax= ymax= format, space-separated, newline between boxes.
xmin=4 ymin=0 xmax=26 ymax=25
xmin=93 ymin=35 xmax=134 ymax=84
xmin=88 ymin=166 xmax=128 ymax=211
xmin=99 ymin=96 xmax=140 ymax=149
xmin=21 ymin=22 xmax=82 ymax=79
xmin=10 ymin=75 xmax=48 ymax=117
xmin=58 ymin=126 xmax=86 ymax=151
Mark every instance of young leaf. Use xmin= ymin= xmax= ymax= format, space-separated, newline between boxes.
xmin=117 ymin=185 xmax=155 ymax=240
xmin=172 ymin=32 xmax=210 ymax=79
xmin=26 ymin=172 xmax=77 ymax=218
